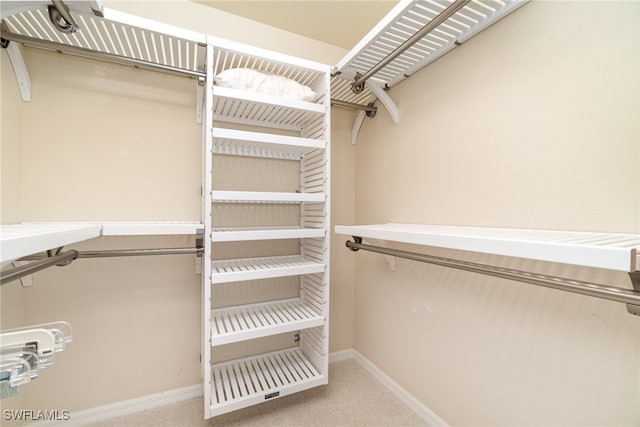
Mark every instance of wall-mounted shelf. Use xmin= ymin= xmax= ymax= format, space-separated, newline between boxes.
xmin=335 ymin=223 xmax=640 ymax=272
xmin=1 ymin=222 xmax=204 ymax=264
xmin=1 ymin=224 xmax=102 ymax=264
xmin=336 ymin=223 xmax=640 ymax=316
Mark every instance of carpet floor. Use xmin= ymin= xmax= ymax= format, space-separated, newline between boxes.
xmin=89 ymin=359 xmax=428 ymax=426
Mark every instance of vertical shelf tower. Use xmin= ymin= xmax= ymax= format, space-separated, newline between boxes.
xmin=202 ymin=39 xmax=331 ymax=418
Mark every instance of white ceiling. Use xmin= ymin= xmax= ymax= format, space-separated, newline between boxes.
xmin=191 ymin=1 xmax=398 ymax=50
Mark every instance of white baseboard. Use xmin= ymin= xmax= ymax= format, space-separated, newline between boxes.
xmin=328 ymin=348 xmax=355 ymax=363
xmin=25 ymin=349 xmax=445 ymax=426
xmin=350 ymin=350 xmax=449 ymax=427
xmin=25 ymin=384 xmax=202 ymax=427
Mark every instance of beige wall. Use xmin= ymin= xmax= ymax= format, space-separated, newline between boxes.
xmin=351 ymin=1 xmax=640 ymax=425
xmin=0 ymin=47 xmax=23 ymax=224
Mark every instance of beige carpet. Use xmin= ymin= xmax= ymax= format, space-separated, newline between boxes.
xmin=89 ymin=359 xmax=428 ymax=426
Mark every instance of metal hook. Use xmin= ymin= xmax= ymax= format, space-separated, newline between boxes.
xmin=48 ymin=1 xmax=79 ymax=34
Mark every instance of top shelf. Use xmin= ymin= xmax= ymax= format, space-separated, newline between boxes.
xmin=1 ymin=5 xmax=207 ymax=78
xmin=331 ymin=0 xmax=529 ymax=106
xmin=335 ymin=223 xmax=640 ymax=272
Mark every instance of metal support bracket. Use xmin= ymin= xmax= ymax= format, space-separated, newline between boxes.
xmin=349 ymin=81 xmax=399 ymax=145
xmin=366 ymin=81 xmax=399 ymax=124
xmin=195 ymin=228 xmax=204 ymax=274
xmin=347 ymin=236 xmax=395 ymax=271
xmin=196 ymin=76 xmax=205 ymax=124
xmin=626 ymin=272 xmax=640 ymax=316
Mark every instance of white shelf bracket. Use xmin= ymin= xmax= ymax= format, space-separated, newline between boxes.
xmin=3 ymin=41 xmax=32 ymax=102
xmin=367 ymin=238 xmax=396 ymax=271
xmin=365 ymin=81 xmax=399 ymax=124
xmin=351 ymin=109 xmax=367 ymax=145
xmin=348 ymin=237 xmax=396 ymax=271
xmin=350 ymin=82 xmax=399 ymax=145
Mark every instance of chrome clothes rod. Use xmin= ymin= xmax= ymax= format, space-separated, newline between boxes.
xmin=331 ymin=99 xmax=377 ymax=116
xmin=1 ymin=247 xmax=203 ymax=286
xmin=1 ymin=250 xmax=78 ymax=286
xmin=345 ymin=239 xmax=640 ymax=316
xmin=351 ymin=0 xmax=471 ymax=93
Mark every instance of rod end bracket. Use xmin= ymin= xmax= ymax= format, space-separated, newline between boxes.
xmin=347 ymin=236 xmax=362 ymax=251
xmin=626 ymin=272 xmax=640 ymax=316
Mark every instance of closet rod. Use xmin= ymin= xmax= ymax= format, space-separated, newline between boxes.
xmin=1 ymin=250 xmax=78 ymax=286
xmin=19 ymin=247 xmax=203 ymax=261
xmin=331 ymin=99 xmax=377 ymax=113
xmin=2 ymin=247 xmax=203 ymax=285
xmin=0 ymin=27 xmax=205 ymax=79
xmin=351 ymin=0 xmax=470 ymax=92
xmin=345 ymin=239 xmax=640 ymax=310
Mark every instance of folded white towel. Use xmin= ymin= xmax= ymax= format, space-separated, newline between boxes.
xmin=215 ymin=68 xmax=317 ymax=102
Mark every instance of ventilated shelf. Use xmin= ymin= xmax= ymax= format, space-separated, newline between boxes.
xmin=212 ymin=255 xmax=325 ymax=283
xmin=212 ymin=86 xmax=326 ymax=131
xmin=211 ymin=299 xmax=324 ymax=346
xmin=1 ymin=6 xmax=206 ymax=78
xmin=212 ymin=191 xmax=325 ymax=204
xmin=210 ymin=347 xmax=323 ymax=416
xmin=332 ymin=0 xmax=529 ymax=105
xmin=335 ymin=223 xmax=640 ymax=272
xmin=211 ymin=128 xmax=325 ymax=159
xmin=212 ymin=226 xmax=325 ymax=242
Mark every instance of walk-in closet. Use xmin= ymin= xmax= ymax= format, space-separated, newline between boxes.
xmin=1 ymin=0 xmax=639 ymax=426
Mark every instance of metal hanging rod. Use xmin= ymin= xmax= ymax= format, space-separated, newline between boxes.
xmin=1 ymin=247 xmax=203 ymax=286
xmin=1 ymin=250 xmax=78 ymax=286
xmin=0 ymin=26 xmax=205 ymax=79
xmin=351 ymin=0 xmax=471 ymax=93
xmin=345 ymin=238 xmax=640 ymax=315
xmin=331 ymin=99 xmax=377 ymax=115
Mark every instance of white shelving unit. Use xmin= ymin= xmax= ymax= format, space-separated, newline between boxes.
xmin=202 ymin=39 xmax=331 ymax=418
